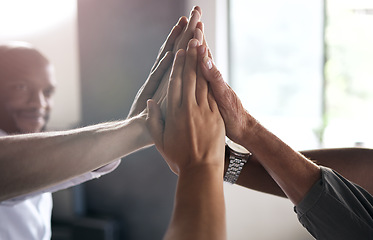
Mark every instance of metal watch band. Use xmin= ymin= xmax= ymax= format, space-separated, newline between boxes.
xmin=224 ymin=145 xmax=252 ymax=184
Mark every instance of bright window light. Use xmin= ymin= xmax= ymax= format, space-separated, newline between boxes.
xmin=0 ymin=0 xmax=76 ymax=38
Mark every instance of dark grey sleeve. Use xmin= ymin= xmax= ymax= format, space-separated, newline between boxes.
xmin=294 ymin=166 xmax=373 ymax=240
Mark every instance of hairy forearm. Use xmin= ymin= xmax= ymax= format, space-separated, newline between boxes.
xmin=230 ymin=146 xmax=373 ymax=199
xmin=229 ymin=156 xmax=287 ymax=197
xmin=164 ymin=166 xmax=226 ymax=240
xmin=0 ymin=116 xmax=151 ymax=201
xmin=239 ymin=119 xmax=321 ymax=205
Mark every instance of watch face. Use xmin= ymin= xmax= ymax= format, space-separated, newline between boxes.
xmin=226 ymin=139 xmax=250 ymax=154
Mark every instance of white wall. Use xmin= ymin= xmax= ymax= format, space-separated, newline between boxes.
xmin=0 ymin=0 xmax=81 ymax=130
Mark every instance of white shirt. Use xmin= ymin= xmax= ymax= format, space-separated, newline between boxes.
xmin=0 ymin=130 xmax=120 ymax=240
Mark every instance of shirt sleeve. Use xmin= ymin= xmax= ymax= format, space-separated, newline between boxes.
xmin=1 ymin=160 xmax=121 ymax=206
xmin=294 ymin=166 xmax=373 ymax=240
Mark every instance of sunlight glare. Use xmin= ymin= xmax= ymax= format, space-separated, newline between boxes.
xmin=0 ymin=0 xmax=76 ymax=38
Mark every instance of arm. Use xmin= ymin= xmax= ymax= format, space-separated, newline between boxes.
xmin=146 ymin=39 xmax=226 ymax=240
xmin=200 ymin=51 xmax=373 ymax=202
xmin=199 ymin=49 xmax=318 ymax=205
xmin=231 ymin=147 xmax=373 ymax=198
xmin=0 ymin=117 xmax=146 ymax=201
xmin=299 ymin=147 xmax=373 ymax=195
xmin=0 ymin=12 xmax=196 ymax=202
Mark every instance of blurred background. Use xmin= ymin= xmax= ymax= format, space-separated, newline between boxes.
xmin=1 ymin=0 xmax=372 ymax=239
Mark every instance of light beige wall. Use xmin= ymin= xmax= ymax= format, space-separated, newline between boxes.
xmin=0 ymin=0 xmax=81 ymax=130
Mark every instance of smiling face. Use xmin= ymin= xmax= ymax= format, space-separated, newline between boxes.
xmin=0 ymin=45 xmax=56 ymax=134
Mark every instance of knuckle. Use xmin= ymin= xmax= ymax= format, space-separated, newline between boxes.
xmin=212 ymin=69 xmax=222 ymax=81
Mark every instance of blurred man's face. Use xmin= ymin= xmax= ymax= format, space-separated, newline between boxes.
xmin=0 ymin=50 xmax=56 ymax=134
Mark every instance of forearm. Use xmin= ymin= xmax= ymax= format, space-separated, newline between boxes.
xmin=164 ymin=165 xmax=226 ymax=240
xmin=227 ymin=154 xmax=287 ymax=197
xmin=239 ymin=117 xmax=321 ymax=205
xmin=299 ymin=147 xmax=373 ymax=194
xmin=0 ymin=116 xmax=151 ymax=201
xmin=230 ymin=147 xmax=373 ymax=199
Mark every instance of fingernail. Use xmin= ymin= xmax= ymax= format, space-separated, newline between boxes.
xmin=177 ymin=49 xmax=185 ymax=57
xmin=147 ymin=100 xmax=153 ymax=111
xmin=190 ymin=39 xmax=198 ymax=48
xmin=203 ymin=56 xmax=212 ymax=69
xmin=189 ymin=9 xmax=195 ymax=17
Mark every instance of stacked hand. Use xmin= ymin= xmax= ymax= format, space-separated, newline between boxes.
xmin=127 ymin=6 xmax=204 ymax=121
xmin=146 ymin=38 xmax=225 ymax=174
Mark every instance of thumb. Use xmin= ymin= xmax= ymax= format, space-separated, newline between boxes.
xmin=146 ymin=99 xmax=164 ymax=149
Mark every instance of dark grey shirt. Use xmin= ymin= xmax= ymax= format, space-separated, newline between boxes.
xmin=294 ymin=166 xmax=373 ymax=240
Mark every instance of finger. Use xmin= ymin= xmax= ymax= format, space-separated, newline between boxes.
xmin=146 ymin=99 xmax=164 ymax=149
xmin=165 ymin=16 xmax=188 ymax=53
xmin=181 ymin=39 xmax=199 ymax=106
xmin=193 ymin=5 xmax=202 ymax=16
xmin=177 ymin=16 xmax=188 ymax=31
xmin=196 ymin=45 xmax=209 ymax=106
xmin=151 ymin=17 xmax=187 ymax=72
xmin=196 ymin=21 xmax=214 ymax=60
xmin=168 ymin=49 xmax=186 ymax=111
xmin=203 ymin=37 xmax=214 ymax=60
xmin=174 ymin=7 xmax=202 ymax=52
xmin=142 ymin=51 xmax=173 ymax=103
xmin=196 ymin=20 xmax=204 ymax=31
xmin=200 ymin=55 xmax=229 ymax=104
xmin=196 ymin=21 xmax=204 ymax=42
xmin=207 ymin=85 xmax=219 ymax=112
xmin=194 ymin=26 xmax=204 ymax=45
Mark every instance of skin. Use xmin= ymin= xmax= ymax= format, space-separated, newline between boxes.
xmin=198 ymin=45 xmax=373 ymax=204
xmin=231 ymin=147 xmax=373 ymax=198
xmin=145 ymin=6 xmax=204 ymax=116
xmin=0 ymin=44 xmax=56 ymax=134
xmin=147 ymin=39 xmax=226 ymax=240
xmin=198 ymin=44 xmax=320 ymax=205
xmin=0 ymin=7 xmax=203 ymax=202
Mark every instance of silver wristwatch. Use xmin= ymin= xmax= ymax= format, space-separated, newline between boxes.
xmin=224 ymin=140 xmax=252 ymax=184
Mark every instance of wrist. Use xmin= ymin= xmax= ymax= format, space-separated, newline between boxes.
xmin=233 ymin=112 xmax=260 ymax=150
xmin=179 ymin=163 xmax=224 ymax=183
xmin=223 ymin=142 xmax=252 ymax=184
xmin=127 ymin=115 xmax=153 ymax=148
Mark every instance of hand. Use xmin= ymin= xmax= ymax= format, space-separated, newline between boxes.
xmin=127 ymin=17 xmax=187 ymax=119
xmin=146 ymin=39 xmax=225 ymax=175
xmin=198 ymin=49 xmax=258 ymax=145
xmin=152 ymin=6 xmax=204 ymax=115
xmin=128 ymin=6 xmax=204 ymax=120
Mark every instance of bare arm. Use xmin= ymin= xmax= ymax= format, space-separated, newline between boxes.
xmin=0 ymin=117 xmax=146 ymax=201
xmin=147 ymin=39 xmax=226 ymax=240
xmin=224 ymin=146 xmax=373 ymax=199
xmin=0 ymin=11 xmax=200 ymax=202
xmin=200 ymin=51 xmax=373 ymax=204
xmin=199 ymin=48 xmax=320 ymax=205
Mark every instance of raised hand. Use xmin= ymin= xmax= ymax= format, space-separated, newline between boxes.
xmin=147 ymin=39 xmax=226 ymax=240
xmin=152 ymin=7 xmax=204 ymax=117
xmin=198 ymin=50 xmax=256 ymax=145
xmin=146 ymin=39 xmax=225 ymax=175
xmin=128 ymin=6 xmax=204 ymax=121
xmin=127 ymin=16 xmax=187 ymax=119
